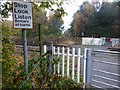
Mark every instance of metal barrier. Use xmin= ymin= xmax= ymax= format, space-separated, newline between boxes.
xmin=90 ymin=49 xmax=120 ymax=89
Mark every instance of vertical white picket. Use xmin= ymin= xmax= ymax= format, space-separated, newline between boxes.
xmin=67 ymin=47 xmax=70 ymax=77
xmin=44 ymin=45 xmax=47 ymax=58
xmin=62 ymin=47 xmax=65 ymax=77
xmin=83 ymin=48 xmax=87 ymax=83
xmin=57 ymin=47 xmax=60 ymax=74
xmin=53 ymin=46 xmax=56 ymax=74
xmin=77 ymin=48 xmax=81 ymax=83
xmin=72 ymin=47 xmax=75 ymax=80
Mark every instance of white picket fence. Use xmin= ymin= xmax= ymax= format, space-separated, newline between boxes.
xmin=44 ymin=45 xmax=85 ymax=83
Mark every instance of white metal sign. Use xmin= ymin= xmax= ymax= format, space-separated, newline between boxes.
xmin=13 ymin=1 xmax=33 ymax=29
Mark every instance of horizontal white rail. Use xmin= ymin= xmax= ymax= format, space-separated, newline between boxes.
xmin=92 ymin=79 xmax=120 ymax=88
xmin=93 ymin=74 xmax=120 ymax=83
xmin=94 ymin=49 xmax=120 ymax=54
xmin=93 ymin=69 xmax=120 ymax=76
xmin=54 ymin=52 xmax=84 ymax=58
xmin=91 ymin=84 xmax=103 ymax=88
xmin=93 ymin=60 xmax=120 ymax=66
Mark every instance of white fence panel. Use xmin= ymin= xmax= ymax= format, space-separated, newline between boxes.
xmin=44 ymin=45 xmax=83 ymax=83
xmin=82 ymin=37 xmax=106 ymax=45
xmin=112 ymin=38 xmax=120 ymax=47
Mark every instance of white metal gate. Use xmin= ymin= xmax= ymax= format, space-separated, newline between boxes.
xmin=91 ymin=49 xmax=120 ymax=88
xmin=44 ymin=45 xmax=120 ymax=89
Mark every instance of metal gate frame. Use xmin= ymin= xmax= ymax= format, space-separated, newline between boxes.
xmin=84 ymin=48 xmax=120 ymax=88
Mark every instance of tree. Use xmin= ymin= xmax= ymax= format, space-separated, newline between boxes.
xmin=1 ymin=2 xmax=12 ymax=18
xmin=87 ymin=2 xmax=119 ymax=37
xmin=68 ymin=2 xmax=95 ymax=37
xmin=25 ymin=3 xmax=64 ymax=43
xmin=64 ymin=20 xmax=75 ymax=37
xmin=69 ymin=1 xmax=120 ymax=38
xmin=45 ymin=13 xmax=63 ymax=38
xmin=73 ymin=11 xmax=86 ymax=37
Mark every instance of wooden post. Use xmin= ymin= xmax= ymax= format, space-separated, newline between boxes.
xmin=38 ymin=23 xmax=42 ymax=57
xmin=48 ymin=42 xmax=53 ymax=74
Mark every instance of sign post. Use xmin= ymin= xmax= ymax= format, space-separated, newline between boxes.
xmin=22 ymin=29 xmax=28 ymax=77
xmin=13 ymin=1 xmax=33 ymax=79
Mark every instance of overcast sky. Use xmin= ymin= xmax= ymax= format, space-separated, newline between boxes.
xmin=62 ymin=0 xmax=84 ymax=30
xmin=62 ymin=0 xmax=97 ymax=31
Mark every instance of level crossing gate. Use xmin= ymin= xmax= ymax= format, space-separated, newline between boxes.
xmin=90 ymin=49 xmax=120 ymax=88
xmin=44 ymin=45 xmax=120 ymax=89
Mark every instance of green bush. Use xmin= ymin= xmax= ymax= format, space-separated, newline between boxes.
xmin=18 ymin=57 xmax=82 ymax=90
xmin=2 ymin=23 xmax=18 ymax=88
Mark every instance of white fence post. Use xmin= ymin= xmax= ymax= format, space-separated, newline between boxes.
xmin=62 ymin=47 xmax=65 ymax=77
xmin=77 ymin=48 xmax=81 ymax=83
xmin=44 ymin=45 xmax=47 ymax=58
xmin=53 ymin=46 xmax=56 ymax=74
xmin=72 ymin=47 xmax=75 ymax=80
xmin=57 ymin=47 xmax=60 ymax=74
xmin=67 ymin=47 xmax=70 ymax=77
